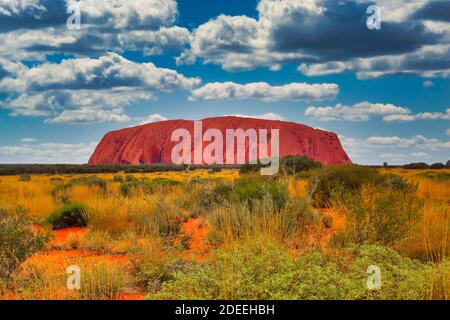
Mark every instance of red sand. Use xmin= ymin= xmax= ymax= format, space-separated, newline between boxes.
xmin=179 ymin=217 xmax=213 ymax=261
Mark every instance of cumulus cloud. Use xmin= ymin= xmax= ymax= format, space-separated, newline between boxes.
xmin=339 ymin=133 xmax=450 ymax=164
xmin=306 ymin=102 xmax=450 ymax=122
xmin=178 ymin=0 xmax=448 ymax=77
xmin=44 ymin=107 xmax=130 ymax=124
xmin=189 ymin=82 xmax=339 ymax=102
xmin=0 ymin=141 xmax=97 ymax=164
xmin=305 ymin=102 xmax=410 ymax=121
xmin=342 ymin=134 xmax=450 ymax=151
xmin=0 ymin=0 xmax=189 ymax=59
xmin=0 ymin=53 xmax=200 ymax=123
xmin=299 ymin=44 xmax=450 ymax=79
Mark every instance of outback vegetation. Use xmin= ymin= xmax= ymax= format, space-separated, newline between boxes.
xmin=0 ymin=157 xmax=448 ymax=300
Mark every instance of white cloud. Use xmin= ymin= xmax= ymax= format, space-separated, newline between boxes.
xmin=305 ymin=102 xmax=410 ymax=121
xmin=299 ymin=45 xmax=450 ymax=79
xmin=339 ymin=134 xmax=450 ymax=164
xmin=0 ymin=0 xmax=189 ymax=60
xmin=0 ymin=53 xmax=201 ymax=122
xmin=342 ymin=135 xmax=450 ymax=152
xmin=44 ymin=107 xmax=130 ymax=124
xmin=21 ymin=137 xmax=37 ymax=143
xmin=67 ymin=0 xmax=177 ymax=30
xmin=138 ymin=113 xmax=168 ymax=125
xmin=0 ymin=141 xmax=97 ymax=164
xmin=118 ymin=26 xmax=191 ymax=56
xmin=178 ymin=0 xmax=448 ymax=78
xmin=225 ymin=113 xmax=285 ymax=121
xmin=189 ymin=82 xmax=338 ymax=102
xmin=306 ymin=102 xmax=450 ymax=122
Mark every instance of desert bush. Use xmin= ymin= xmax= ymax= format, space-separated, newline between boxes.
xmin=239 ymin=156 xmax=321 ymax=175
xmin=119 ymin=178 xmax=179 ymax=197
xmin=196 ymin=181 xmax=233 ymax=209
xmin=330 ymin=185 xmax=421 ymax=246
xmin=51 ymin=183 xmax=72 ymax=204
xmin=70 ymin=176 xmax=107 ymax=190
xmin=127 ymin=237 xmax=189 ymax=292
xmin=112 ymin=175 xmax=124 ymax=182
xmin=232 ymin=176 xmax=287 ymax=211
xmin=208 ymin=198 xmax=312 ymax=245
xmin=81 ymin=230 xmax=113 ymax=254
xmin=403 ymin=162 xmax=430 ymax=169
xmin=49 ymin=177 xmax=64 ymax=184
xmin=44 ymin=202 xmax=87 ymax=230
xmin=128 ymin=196 xmax=185 ymax=241
xmin=0 ymin=206 xmax=50 ymax=280
xmin=149 ymin=241 xmax=431 ymax=300
xmin=279 ymin=156 xmax=322 ymax=176
xmin=309 ymin=165 xmax=379 ymax=206
xmin=148 ymin=239 xmax=297 ymax=299
xmin=18 ymin=174 xmax=31 ymax=182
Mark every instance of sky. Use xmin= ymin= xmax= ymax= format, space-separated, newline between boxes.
xmin=0 ymin=0 xmax=449 ymax=165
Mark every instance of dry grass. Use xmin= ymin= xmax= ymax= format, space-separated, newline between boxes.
xmin=401 ymin=200 xmax=449 ymax=262
xmin=1 ymin=168 xmax=448 ymax=300
xmin=379 ymin=168 xmax=450 ymax=202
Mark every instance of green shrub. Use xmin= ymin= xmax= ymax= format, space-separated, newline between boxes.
xmin=310 ymin=165 xmax=379 ymax=206
xmin=279 ymin=156 xmax=322 ymax=175
xmin=196 ymin=181 xmax=233 ymax=209
xmin=403 ymin=162 xmax=429 ymax=169
xmin=148 ymin=241 xmax=432 ymax=300
xmin=128 ymin=239 xmax=192 ymax=292
xmin=330 ymin=185 xmax=421 ymax=246
xmin=49 ymin=177 xmax=64 ymax=184
xmin=239 ymin=156 xmax=321 ymax=175
xmin=0 ymin=206 xmax=50 ymax=280
xmin=18 ymin=174 xmax=31 ymax=182
xmin=120 ymin=178 xmax=179 ymax=197
xmin=112 ymin=174 xmax=124 ymax=182
xmin=233 ymin=176 xmax=287 ymax=211
xmin=44 ymin=202 xmax=87 ymax=230
xmin=51 ymin=183 xmax=72 ymax=204
xmin=70 ymin=176 xmax=107 ymax=190
xmin=148 ymin=239 xmax=297 ymax=299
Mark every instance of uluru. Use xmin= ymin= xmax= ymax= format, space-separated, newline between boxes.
xmin=88 ymin=116 xmax=352 ymax=165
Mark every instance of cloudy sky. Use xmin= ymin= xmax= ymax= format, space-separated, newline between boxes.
xmin=0 ymin=0 xmax=449 ymax=164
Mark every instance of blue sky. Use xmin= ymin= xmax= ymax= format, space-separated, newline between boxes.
xmin=0 ymin=0 xmax=449 ymax=164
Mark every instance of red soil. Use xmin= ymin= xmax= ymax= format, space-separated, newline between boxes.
xmin=51 ymin=227 xmax=88 ymax=248
xmin=12 ymin=226 xmax=145 ymax=300
xmin=179 ymin=217 xmax=213 ymax=261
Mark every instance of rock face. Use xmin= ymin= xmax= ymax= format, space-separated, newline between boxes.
xmin=88 ymin=116 xmax=352 ymax=165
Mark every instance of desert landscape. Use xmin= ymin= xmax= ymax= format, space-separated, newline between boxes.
xmin=1 ymin=0 xmax=449 ymax=305
xmin=0 ymin=160 xmax=448 ymax=300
